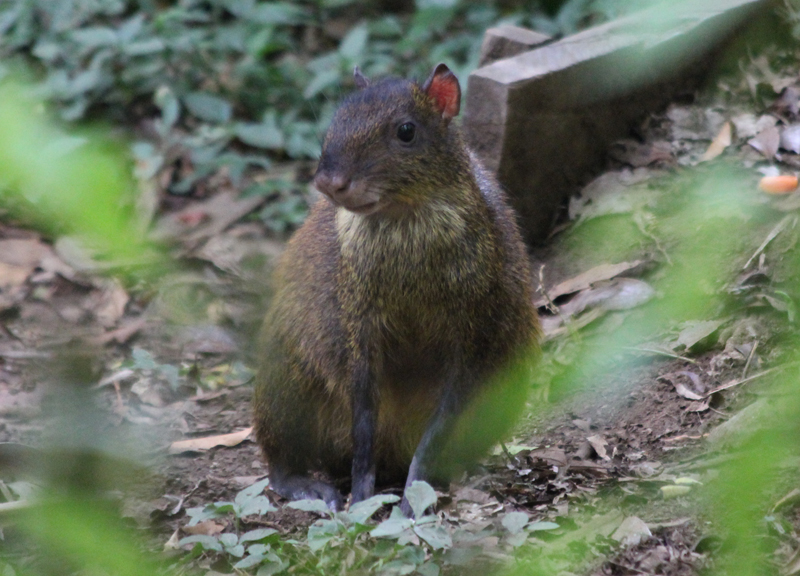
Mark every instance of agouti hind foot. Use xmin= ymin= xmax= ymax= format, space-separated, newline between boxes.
xmin=270 ymin=472 xmax=344 ymax=511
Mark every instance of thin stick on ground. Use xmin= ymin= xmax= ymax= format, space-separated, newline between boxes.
xmin=741 ymin=340 xmax=758 ymax=380
xmin=743 ymin=214 xmax=795 ymax=270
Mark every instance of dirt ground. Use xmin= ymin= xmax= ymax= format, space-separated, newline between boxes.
xmin=3 ymin=43 xmax=800 ymax=576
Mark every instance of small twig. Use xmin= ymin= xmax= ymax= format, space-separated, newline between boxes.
xmin=741 ymin=340 xmax=758 ymax=380
xmin=706 ymin=362 xmax=799 ymax=396
xmin=621 ymin=346 xmax=696 ymax=364
xmin=500 ymin=442 xmax=514 ymax=461
xmin=743 ymin=214 xmax=794 ymax=270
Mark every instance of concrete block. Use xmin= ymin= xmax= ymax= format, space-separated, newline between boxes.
xmin=464 ymin=0 xmax=772 ymax=242
xmin=478 ymin=25 xmax=551 ymax=67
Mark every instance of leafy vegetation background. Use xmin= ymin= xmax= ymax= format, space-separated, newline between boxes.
xmin=0 ymin=0 xmax=648 ymax=232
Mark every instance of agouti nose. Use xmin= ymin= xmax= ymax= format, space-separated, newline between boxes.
xmin=314 ymin=172 xmax=350 ymax=199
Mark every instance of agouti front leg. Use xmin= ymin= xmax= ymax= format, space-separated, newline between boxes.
xmin=400 ymin=364 xmax=468 ymax=517
xmin=350 ymin=357 xmax=378 ymax=504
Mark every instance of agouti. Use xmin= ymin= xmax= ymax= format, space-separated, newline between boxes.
xmin=254 ymin=63 xmax=541 ymax=515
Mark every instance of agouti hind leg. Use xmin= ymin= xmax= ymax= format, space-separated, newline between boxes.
xmin=254 ymin=359 xmax=345 ymax=511
xmin=268 ymin=461 xmax=344 ymax=511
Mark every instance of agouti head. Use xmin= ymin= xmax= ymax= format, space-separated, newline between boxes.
xmin=313 ymin=64 xmax=466 ymax=216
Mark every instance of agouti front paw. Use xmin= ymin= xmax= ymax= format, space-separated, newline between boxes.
xmin=273 ymin=476 xmax=344 ymax=511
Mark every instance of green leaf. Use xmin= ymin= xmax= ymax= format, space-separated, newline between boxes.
xmin=247 ymin=544 xmax=268 ymax=555
xmin=235 ymin=122 xmax=284 ymax=150
xmin=183 ymin=505 xmax=221 ymax=526
xmin=227 ymin=544 xmax=245 ymax=557
xmin=219 ymin=533 xmax=238 ymax=548
xmin=123 ymin=38 xmax=165 ymax=56
xmin=303 ymin=69 xmax=340 ymax=99
xmin=415 ymin=0 xmax=458 ymax=7
xmin=413 ymin=524 xmax=452 ymax=550
xmin=249 ymin=2 xmax=309 ymax=25
xmin=240 ymin=528 xmax=278 ymax=543
xmin=339 ymin=24 xmax=368 ymax=61
xmin=405 ymin=481 xmax=437 ymax=520
xmin=184 ymin=92 xmax=232 ymax=124
xmin=237 ymin=478 xmax=271 ymax=500
xmin=234 ymin=553 xmax=266 ymax=569
xmin=396 ymin=545 xmax=425 ymax=565
xmin=347 ymin=493 xmax=400 ymax=524
xmin=117 ymin=14 xmax=145 ymax=43
xmin=71 ymin=27 xmax=118 ymax=48
xmin=287 ymin=499 xmax=332 ymax=515
xmin=527 ymin=521 xmax=560 ymax=532
xmin=371 ymin=507 xmax=413 ymax=538
xmin=506 ymin=531 xmax=527 ymax=547
xmin=501 ymin=511 xmax=529 ymax=534
xmin=417 ymin=562 xmax=440 ymax=576
xmin=238 ymin=495 xmax=276 ymax=517
xmin=235 ymin=480 xmax=275 ymax=516
xmin=380 ymin=560 xmax=417 ymax=575
xmin=32 ymin=41 xmax=60 ymax=61
xmin=154 ymin=86 xmax=180 ymax=130
xmin=178 ymin=535 xmax=222 ymax=552
xmin=131 ymin=348 xmax=156 ymax=370
xmin=256 ymin=556 xmax=289 ymax=576
xmin=159 ymin=364 xmax=180 ymax=389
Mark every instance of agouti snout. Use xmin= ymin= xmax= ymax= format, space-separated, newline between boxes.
xmin=254 ymin=63 xmax=541 ymax=516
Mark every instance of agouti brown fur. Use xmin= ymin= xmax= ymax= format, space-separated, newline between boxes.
xmin=253 ymin=64 xmax=541 ymax=515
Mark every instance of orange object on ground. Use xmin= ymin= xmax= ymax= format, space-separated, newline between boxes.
xmin=759 ymin=175 xmax=799 ymax=194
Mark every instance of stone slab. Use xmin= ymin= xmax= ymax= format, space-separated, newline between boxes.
xmin=464 ymin=0 xmax=773 ymax=242
xmin=478 ymin=25 xmax=551 ymax=67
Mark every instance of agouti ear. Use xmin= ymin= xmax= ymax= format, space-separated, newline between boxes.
xmin=353 ymin=66 xmax=370 ymax=90
xmin=422 ymin=63 xmax=461 ymax=122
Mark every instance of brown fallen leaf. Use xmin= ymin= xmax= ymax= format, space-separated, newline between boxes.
xmin=454 ymin=487 xmax=493 ymax=505
xmin=748 ymin=125 xmax=780 ymax=159
xmin=169 ymin=427 xmax=253 ymax=454
xmin=686 ymin=400 xmax=710 ymax=413
xmin=183 ymin=520 xmax=226 ymax=536
xmin=93 ymin=279 xmax=130 ymax=328
xmin=0 ymin=238 xmax=50 ymax=268
xmin=528 ymin=447 xmax=568 ymax=468
xmin=0 ymin=238 xmax=68 ymax=288
xmin=0 ymin=262 xmax=31 ymax=288
xmin=93 ymin=317 xmax=146 ymax=346
xmin=158 ymin=192 xmax=267 ymax=249
xmin=672 ymin=382 xmax=704 ymax=401
xmin=586 ymin=435 xmax=609 ymax=460
xmin=535 ymin=260 xmax=644 ymax=307
xmin=699 ymin=121 xmax=732 ymax=162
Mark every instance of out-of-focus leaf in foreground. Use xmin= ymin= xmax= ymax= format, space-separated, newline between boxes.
xmin=0 ymin=79 xmax=164 ymax=273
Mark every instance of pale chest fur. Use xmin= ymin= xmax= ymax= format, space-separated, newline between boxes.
xmin=335 ymin=203 xmax=494 ymax=345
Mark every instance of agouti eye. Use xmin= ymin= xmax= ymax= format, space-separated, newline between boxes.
xmin=397 ymin=122 xmax=416 ymax=143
